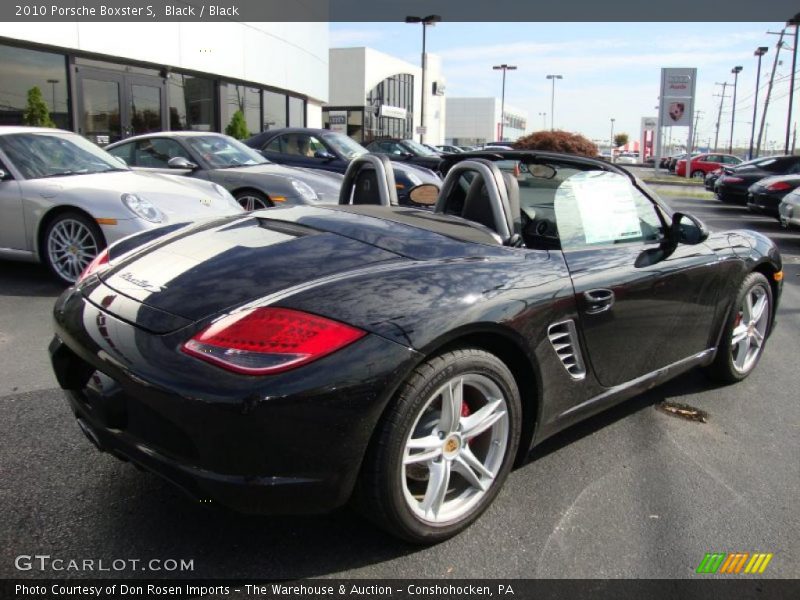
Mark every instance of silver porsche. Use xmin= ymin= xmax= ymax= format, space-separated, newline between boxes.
xmin=0 ymin=127 xmax=244 ymax=284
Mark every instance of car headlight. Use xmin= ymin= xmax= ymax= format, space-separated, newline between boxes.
xmin=211 ymin=183 xmax=244 ymax=212
xmin=291 ymin=180 xmax=318 ymax=203
xmin=121 ymin=193 xmax=164 ymax=223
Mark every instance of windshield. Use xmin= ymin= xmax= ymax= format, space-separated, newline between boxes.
xmin=322 ymin=133 xmax=367 ymax=160
xmin=185 ymin=135 xmax=267 ymax=168
xmin=402 ymin=139 xmax=439 ymax=157
xmin=0 ymin=133 xmax=128 ymax=179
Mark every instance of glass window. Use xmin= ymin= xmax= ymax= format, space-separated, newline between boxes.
xmin=0 ymin=131 xmax=126 ymax=179
xmin=168 ymin=74 xmax=216 ymax=131
xmin=0 ymin=44 xmax=69 ymax=129
xmin=131 ymin=138 xmax=190 ymax=168
xmin=225 ymin=83 xmax=261 ymax=137
xmin=129 ymin=84 xmax=162 ymax=135
xmin=272 ymin=133 xmax=325 ymax=157
xmin=80 ymin=78 xmax=122 ymax=145
xmin=106 ymin=141 xmax=135 ymax=165
xmin=554 ymin=171 xmax=664 ymax=250
xmin=263 ymin=90 xmax=286 ymax=130
xmin=288 ymin=96 xmax=305 ymax=127
xmin=322 ymin=133 xmax=367 ymax=159
xmin=183 ymin=134 xmax=267 ymax=169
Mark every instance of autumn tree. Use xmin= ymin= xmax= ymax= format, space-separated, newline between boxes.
xmin=614 ymin=133 xmax=629 ymax=147
xmin=513 ymin=130 xmax=598 ymax=157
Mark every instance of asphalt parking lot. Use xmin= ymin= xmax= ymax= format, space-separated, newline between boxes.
xmin=1 ymin=194 xmax=798 ymax=580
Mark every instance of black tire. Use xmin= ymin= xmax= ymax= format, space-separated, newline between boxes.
xmin=706 ymin=272 xmax=773 ymax=384
xmin=691 ymin=170 xmax=705 ymax=179
xmin=234 ymin=189 xmax=272 ymax=211
xmin=41 ymin=211 xmax=106 ymax=285
xmin=354 ymin=348 xmax=522 ymax=544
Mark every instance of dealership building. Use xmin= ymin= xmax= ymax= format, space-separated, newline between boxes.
xmin=324 ymin=47 xmax=446 ymax=145
xmin=0 ymin=22 xmax=328 ymax=145
xmin=445 ymin=97 xmax=529 ymax=146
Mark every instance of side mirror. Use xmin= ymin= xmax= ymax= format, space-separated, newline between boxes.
xmin=314 ymin=150 xmax=334 ymax=160
xmin=167 ymin=156 xmax=198 ymax=170
xmin=670 ymin=212 xmax=709 ymax=245
xmin=407 ymin=183 xmax=439 ymax=207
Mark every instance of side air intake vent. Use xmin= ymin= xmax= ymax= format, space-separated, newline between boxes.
xmin=547 ymin=320 xmax=587 ymax=380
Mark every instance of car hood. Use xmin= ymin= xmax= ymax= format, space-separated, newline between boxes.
xmin=217 ymin=163 xmax=342 ymax=201
xmin=92 ymin=205 xmax=504 ymax=327
xmin=25 ymin=170 xmax=240 ymax=220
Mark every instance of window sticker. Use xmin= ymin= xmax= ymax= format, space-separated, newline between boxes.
xmin=557 ymin=172 xmax=642 ymax=245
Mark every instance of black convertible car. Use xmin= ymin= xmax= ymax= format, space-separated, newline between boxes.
xmin=50 ymin=151 xmax=782 ymax=543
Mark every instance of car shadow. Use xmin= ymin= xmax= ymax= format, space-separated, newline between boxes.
xmin=0 ymin=259 xmax=63 ymax=298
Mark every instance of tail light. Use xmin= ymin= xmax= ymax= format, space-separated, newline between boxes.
xmin=766 ymin=181 xmax=793 ymax=192
xmin=724 ymin=176 xmax=744 ymax=183
xmin=182 ymin=307 xmax=366 ymax=375
xmin=77 ymin=248 xmax=110 ymax=283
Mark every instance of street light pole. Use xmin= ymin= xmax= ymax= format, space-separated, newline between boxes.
xmin=610 ymin=118 xmax=615 ymax=161
xmin=785 ymin=13 xmax=799 ymax=154
xmin=546 ymin=74 xmax=563 ymax=130
xmin=749 ymin=47 xmax=769 ymax=159
xmin=493 ymin=64 xmax=517 ymax=141
xmin=538 ymin=112 xmax=547 ymax=130
xmin=729 ymin=66 xmax=743 ymax=154
xmin=405 ymin=14 xmax=441 ymax=144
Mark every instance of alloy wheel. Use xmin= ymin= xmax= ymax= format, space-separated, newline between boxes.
xmin=730 ymin=284 xmax=770 ymax=374
xmin=237 ymin=194 xmax=271 ymax=211
xmin=47 ymin=218 xmax=100 ymax=283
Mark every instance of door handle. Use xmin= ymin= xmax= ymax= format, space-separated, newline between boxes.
xmin=583 ymin=289 xmax=615 ymax=314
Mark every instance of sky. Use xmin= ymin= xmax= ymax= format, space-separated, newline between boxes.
xmin=330 ymin=21 xmax=799 ymax=150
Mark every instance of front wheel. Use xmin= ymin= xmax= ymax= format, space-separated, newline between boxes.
xmin=706 ymin=272 xmax=773 ymax=383
xmin=234 ymin=189 xmax=272 ymax=211
xmin=691 ymin=170 xmax=705 ymax=179
xmin=355 ymin=348 xmax=521 ymax=544
xmin=42 ymin=212 xmax=105 ymax=285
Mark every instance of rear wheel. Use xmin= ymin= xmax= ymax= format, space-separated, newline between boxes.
xmin=234 ymin=189 xmax=272 ymax=211
xmin=355 ymin=348 xmax=521 ymax=544
xmin=691 ymin=170 xmax=705 ymax=179
xmin=42 ymin=211 xmax=105 ymax=285
xmin=706 ymin=272 xmax=772 ymax=383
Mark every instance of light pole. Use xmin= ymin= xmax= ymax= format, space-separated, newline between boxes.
xmin=405 ymin=14 xmax=441 ymax=144
xmin=546 ymin=74 xmax=563 ymax=130
xmin=538 ymin=112 xmax=547 ymax=130
xmin=729 ymin=66 xmax=743 ymax=154
xmin=785 ymin=13 xmax=799 ymax=154
xmin=749 ymin=47 xmax=769 ymax=159
xmin=610 ymin=118 xmax=615 ymax=161
xmin=492 ymin=64 xmax=517 ymax=141
xmin=46 ymin=78 xmax=59 ymax=113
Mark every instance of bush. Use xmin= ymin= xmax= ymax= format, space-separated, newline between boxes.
xmin=614 ymin=133 xmax=629 ymax=147
xmin=513 ymin=130 xmax=598 ymax=157
xmin=225 ymin=110 xmax=248 ymax=140
xmin=23 ymin=86 xmax=56 ymax=128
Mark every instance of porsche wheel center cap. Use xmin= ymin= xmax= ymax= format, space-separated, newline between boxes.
xmin=443 ymin=435 xmax=461 ymax=458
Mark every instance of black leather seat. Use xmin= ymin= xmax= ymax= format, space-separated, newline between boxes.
xmin=460 ymin=171 xmax=521 ymax=236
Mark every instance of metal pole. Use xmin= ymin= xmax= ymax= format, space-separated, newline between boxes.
xmin=749 ymin=49 xmax=767 ymax=159
xmin=610 ymin=118 xmax=615 ymax=162
xmin=757 ymin=30 xmax=785 ymax=156
xmin=785 ymin=17 xmax=799 ymax=154
xmin=420 ymin=24 xmax=426 ymax=144
xmin=550 ymin=78 xmax=555 ymax=130
xmin=714 ymin=82 xmax=728 ymax=152
xmin=729 ymin=67 xmax=742 ymax=154
xmin=499 ymin=68 xmax=506 ymax=141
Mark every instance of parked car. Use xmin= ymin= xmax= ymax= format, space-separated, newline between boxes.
xmin=51 ymin=149 xmax=782 ymax=544
xmin=704 ymin=168 xmax=722 ymax=190
xmin=779 ymin=188 xmax=800 ymax=229
xmin=676 ymin=153 xmax=741 ymax=178
xmin=243 ymin=128 xmax=441 ymax=205
xmin=0 ymin=127 xmax=243 ymax=284
xmin=436 ymin=145 xmax=464 ymax=154
xmin=107 ymin=132 xmax=342 ymax=211
xmin=364 ymin=138 xmax=443 ymax=171
xmin=667 ymin=152 xmax=701 ymax=172
xmin=422 ymin=143 xmax=443 ymax=154
xmin=747 ymin=174 xmax=800 ymax=217
xmin=715 ymin=155 xmax=800 ymax=204
xmin=615 ymin=153 xmax=637 ymax=164
xmin=458 ymin=146 xmax=478 ymax=152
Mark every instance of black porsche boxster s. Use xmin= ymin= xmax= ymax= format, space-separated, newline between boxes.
xmin=50 ymin=151 xmax=782 ymax=543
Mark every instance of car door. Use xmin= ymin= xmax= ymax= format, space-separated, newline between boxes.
xmin=0 ymin=153 xmax=26 ymax=251
xmin=553 ymin=170 xmax=722 ymax=387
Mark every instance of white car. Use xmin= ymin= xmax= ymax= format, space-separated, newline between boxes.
xmin=0 ymin=127 xmax=244 ymax=284
xmin=779 ymin=188 xmax=800 ymax=230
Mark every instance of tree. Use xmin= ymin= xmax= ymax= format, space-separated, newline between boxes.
xmin=23 ymin=86 xmax=56 ymax=128
xmin=513 ymin=130 xmax=598 ymax=157
xmin=614 ymin=133 xmax=629 ymax=147
xmin=225 ymin=110 xmax=248 ymax=140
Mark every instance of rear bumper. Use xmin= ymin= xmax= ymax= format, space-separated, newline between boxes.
xmin=50 ymin=289 xmax=421 ymax=514
xmin=747 ymin=192 xmax=782 ymax=217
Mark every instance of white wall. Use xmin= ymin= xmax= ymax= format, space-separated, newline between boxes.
xmin=0 ymin=22 xmax=329 ymax=103
xmin=446 ymin=97 xmax=528 ymax=144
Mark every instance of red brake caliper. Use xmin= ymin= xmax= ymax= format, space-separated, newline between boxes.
xmin=461 ymin=401 xmax=471 ymax=445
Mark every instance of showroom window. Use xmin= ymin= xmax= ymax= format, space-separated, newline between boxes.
xmin=168 ymin=74 xmax=216 ymax=131
xmin=364 ymin=73 xmax=414 ymax=143
xmin=288 ymin=96 xmax=305 ymax=127
xmin=225 ymin=83 xmax=261 ymax=136
xmin=263 ymin=90 xmax=287 ymax=130
xmin=0 ymin=43 xmax=69 ymax=129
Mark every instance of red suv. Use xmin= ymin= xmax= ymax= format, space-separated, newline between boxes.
xmin=676 ymin=153 xmax=742 ymax=178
